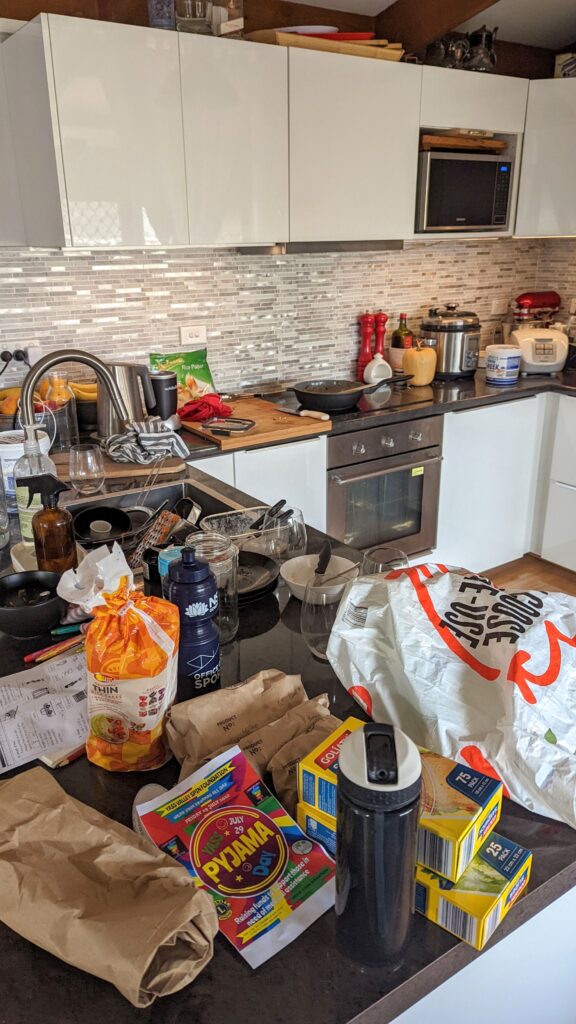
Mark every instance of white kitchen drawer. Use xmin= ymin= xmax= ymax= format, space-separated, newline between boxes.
xmin=0 ymin=48 xmax=25 ymax=244
xmin=541 ymin=480 xmax=576 ymax=572
xmin=420 ymin=66 xmax=528 ymax=132
xmin=187 ymin=453 xmax=235 ymax=488
xmin=234 ymin=437 xmax=327 ymax=532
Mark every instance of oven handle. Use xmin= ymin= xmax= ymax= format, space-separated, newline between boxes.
xmin=329 ymin=455 xmax=442 ymax=486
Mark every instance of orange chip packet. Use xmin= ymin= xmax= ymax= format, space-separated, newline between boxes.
xmin=85 ymin=580 xmax=180 ymax=772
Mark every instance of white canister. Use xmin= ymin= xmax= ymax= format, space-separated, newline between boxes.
xmin=485 ymin=345 xmax=521 ymax=386
xmin=0 ymin=430 xmax=51 ymax=511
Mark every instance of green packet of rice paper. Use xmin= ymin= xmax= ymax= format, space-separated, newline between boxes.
xmin=137 ymin=745 xmax=336 ymax=968
xmin=149 ymin=350 xmax=216 ymax=407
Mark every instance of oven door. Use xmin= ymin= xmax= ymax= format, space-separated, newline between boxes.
xmin=327 ymin=449 xmax=441 ymax=555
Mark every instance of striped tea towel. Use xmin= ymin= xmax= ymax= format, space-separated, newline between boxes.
xmin=103 ymin=420 xmax=189 ymax=464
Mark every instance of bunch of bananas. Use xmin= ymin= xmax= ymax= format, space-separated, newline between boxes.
xmin=70 ymin=381 xmax=98 ymax=402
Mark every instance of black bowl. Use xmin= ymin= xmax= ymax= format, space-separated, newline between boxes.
xmin=0 ymin=571 xmax=65 ymax=638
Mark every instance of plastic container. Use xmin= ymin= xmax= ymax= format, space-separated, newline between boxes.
xmin=485 ymin=344 xmax=521 ymax=386
xmin=13 ymin=426 xmax=57 ymax=542
xmin=0 ymin=430 xmax=52 ymax=514
xmin=186 ymin=531 xmax=238 ymax=643
xmin=45 ymin=372 xmax=79 ymax=452
xmin=158 ymin=545 xmax=184 ymax=598
xmin=166 ymin=547 xmax=221 ymax=698
xmin=335 ymin=723 xmax=422 ymax=964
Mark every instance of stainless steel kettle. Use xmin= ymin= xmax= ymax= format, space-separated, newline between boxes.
xmin=97 ymin=362 xmax=157 ymax=437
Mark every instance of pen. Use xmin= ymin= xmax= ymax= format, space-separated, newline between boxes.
xmin=51 ymin=624 xmax=83 ymax=637
xmin=24 ymin=635 xmax=85 ymax=665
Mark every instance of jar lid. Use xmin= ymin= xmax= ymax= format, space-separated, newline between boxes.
xmin=422 ymin=304 xmax=480 ymax=329
xmin=338 ymin=723 xmax=422 ymax=810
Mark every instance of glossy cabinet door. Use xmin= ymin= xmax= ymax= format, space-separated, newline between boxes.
xmin=234 ymin=437 xmax=327 ymax=532
xmin=420 ymin=66 xmax=528 ymax=132
xmin=0 ymin=47 xmax=25 ymax=244
xmin=48 ymin=16 xmax=188 ymax=247
xmin=515 ymin=79 xmax=576 ymax=237
xmin=436 ymin=397 xmax=541 ymax=572
xmin=179 ymin=35 xmax=288 ymax=246
xmin=187 ymin=453 xmax=235 ymax=487
xmin=542 ymin=395 xmax=576 ymax=569
xmin=289 ymin=50 xmax=422 ymax=241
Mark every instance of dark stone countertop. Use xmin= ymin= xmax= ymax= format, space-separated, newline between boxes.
xmin=0 ymin=479 xmax=575 ymax=1024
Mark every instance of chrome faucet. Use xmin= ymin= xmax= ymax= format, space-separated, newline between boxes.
xmin=20 ymin=350 xmax=130 ymax=431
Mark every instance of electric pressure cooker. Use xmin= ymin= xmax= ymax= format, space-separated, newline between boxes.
xmin=420 ymin=304 xmax=481 ymax=380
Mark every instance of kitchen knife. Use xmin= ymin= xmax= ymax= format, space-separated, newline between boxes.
xmin=274 ymin=405 xmax=330 ymax=422
xmin=313 ymin=540 xmax=332 ymax=584
xmin=251 ymin=500 xmax=286 ymax=531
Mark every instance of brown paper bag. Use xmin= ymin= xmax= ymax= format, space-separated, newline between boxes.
xmin=0 ymin=768 xmax=218 ymax=1008
xmin=178 ymin=693 xmax=331 ymax=781
xmin=167 ymin=668 xmax=306 ymax=766
xmin=268 ymin=715 xmax=343 ymax=815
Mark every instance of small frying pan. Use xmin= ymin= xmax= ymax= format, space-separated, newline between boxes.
xmin=289 ymin=378 xmax=401 ymax=413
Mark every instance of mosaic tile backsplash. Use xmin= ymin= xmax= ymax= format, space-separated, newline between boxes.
xmin=0 ymin=237 xmax=567 ymax=392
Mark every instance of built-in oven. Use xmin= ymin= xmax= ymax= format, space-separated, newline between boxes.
xmin=327 ymin=416 xmax=443 ymax=555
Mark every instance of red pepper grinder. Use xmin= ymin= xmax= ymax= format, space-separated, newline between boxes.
xmin=357 ymin=312 xmax=375 ymax=382
xmin=374 ymin=311 xmax=389 ymax=357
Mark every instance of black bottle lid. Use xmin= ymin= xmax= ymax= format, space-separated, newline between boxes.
xmin=338 ymin=723 xmax=422 ymax=811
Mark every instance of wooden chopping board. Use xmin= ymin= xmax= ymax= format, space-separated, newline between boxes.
xmin=181 ymin=397 xmax=332 ymax=451
xmin=51 ymin=450 xmax=186 ymax=480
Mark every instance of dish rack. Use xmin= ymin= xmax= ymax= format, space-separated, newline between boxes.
xmin=199 ymin=506 xmax=294 ymax=561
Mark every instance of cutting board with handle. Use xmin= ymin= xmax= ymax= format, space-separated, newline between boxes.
xmin=51 ymin=450 xmax=187 ymax=480
xmin=180 ymin=397 xmax=332 ymax=451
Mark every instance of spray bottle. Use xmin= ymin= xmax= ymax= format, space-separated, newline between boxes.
xmin=20 ymin=474 xmax=77 ymax=573
xmin=14 ymin=425 xmax=56 ymax=543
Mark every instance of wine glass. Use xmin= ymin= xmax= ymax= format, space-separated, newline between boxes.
xmin=300 ymin=565 xmax=359 ymax=661
xmin=261 ymin=507 xmax=307 ymax=564
xmin=68 ymin=443 xmax=105 ymax=496
xmin=361 ymin=545 xmax=409 ymax=576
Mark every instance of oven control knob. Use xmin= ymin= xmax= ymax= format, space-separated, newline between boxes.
xmin=381 ymin=436 xmax=395 ymax=448
xmin=352 ymin=441 xmax=366 ymax=456
xmin=409 ymin=430 xmax=423 ymax=442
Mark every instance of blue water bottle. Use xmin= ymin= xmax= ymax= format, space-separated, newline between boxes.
xmin=167 ymin=547 xmax=221 ymax=699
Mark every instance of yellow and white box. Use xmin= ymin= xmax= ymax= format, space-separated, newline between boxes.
xmin=415 ymin=831 xmax=532 ymax=950
xmin=298 ymin=720 xmax=503 ymax=882
xmin=417 ymin=748 xmax=503 ymax=882
xmin=296 ymin=801 xmax=337 ymax=858
xmin=297 ymin=717 xmax=364 ymax=818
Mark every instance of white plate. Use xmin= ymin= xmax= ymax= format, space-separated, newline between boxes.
xmin=278 ymin=25 xmax=339 ymax=34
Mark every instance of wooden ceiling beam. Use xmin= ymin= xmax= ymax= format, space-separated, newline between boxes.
xmin=375 ymin=0 xmax=496 ymax=52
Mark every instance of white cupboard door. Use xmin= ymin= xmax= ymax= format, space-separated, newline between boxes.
xmin=289 ymin=50 xmax=422 ymax=241
xmin=550 ymin=395 xmax=576 ymax=487
xmin=542 ymin=482 xmax=576 ymax=572
xmin=0 ymin=48 xmax=25 ymax=244
xmin=234 ymin=437 xmax=327 ymax=532
xmin=188 ymin=453 xmax=235 ymax=487
xmin=516 ymin=79 xmax=576 ymax=237
xmin=420 ymin=66 xmax=528 ymax=132
xmin=180 ymin=35 xmax=288 ymax=246
xmin=436 ymin=398 xmax=540 ymax=573
xmin=48 ymin=15 xmax=188 ymax=247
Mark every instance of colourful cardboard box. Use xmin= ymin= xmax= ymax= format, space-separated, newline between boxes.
xmin=296 ymin=801 xmax=336 ymax=857
xmin=297 ymin=717 xmax=364 ymax=818
xmin=415 ymin=832 xmax=532 ymax=950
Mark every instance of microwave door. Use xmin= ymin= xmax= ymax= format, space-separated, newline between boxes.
xmin=417 ymin=152 xmax=509 ymax=232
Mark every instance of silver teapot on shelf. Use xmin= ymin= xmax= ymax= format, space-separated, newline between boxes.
xmin=465 ymin=24 xmax=498 ymax=72
xmin=425 ymin=25 xmax=498 ymax=73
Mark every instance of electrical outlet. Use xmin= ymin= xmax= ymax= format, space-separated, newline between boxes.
xmin=570 ymin=298 xmax=576 ymax=315
xmin=180 ymin=325 xmax=207 ymax=347
xmin=490 ymin=299 xmax=509 ymax=316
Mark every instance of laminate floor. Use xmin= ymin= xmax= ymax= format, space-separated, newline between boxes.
xmin=487 ymin=554 xmax=576 ymax=597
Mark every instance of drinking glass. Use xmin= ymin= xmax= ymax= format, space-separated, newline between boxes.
xmin=68 ymin=444 xmax=105 ymax=496
xmin=175 ymin=0 xmax=212 ymax=32
xmin=361 ymin=545 xmax=409 ymax=575
xmin=260 ymin=507 xmax=307 ymax=564
xmin=300 ymin=565 xmax=359 ymax=661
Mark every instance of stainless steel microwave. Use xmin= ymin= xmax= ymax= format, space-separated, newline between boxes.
xmin=416 ymin=152 xmax=513 ymax=233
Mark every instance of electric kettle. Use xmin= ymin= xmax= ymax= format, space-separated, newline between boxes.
xmin=97 ymin=362 xmax=157 ymax=437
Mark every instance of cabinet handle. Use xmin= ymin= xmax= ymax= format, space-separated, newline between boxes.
xmin=409 ymin=430 xmax=423 ymax=442
xmin=352 ymin=442 xmax=366 ymax=456
xmin=381 ymin=436 xmax=395 ymax=448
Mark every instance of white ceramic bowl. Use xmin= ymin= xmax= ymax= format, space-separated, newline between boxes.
xmin=280 ymin=553 xmax=357 ymax=602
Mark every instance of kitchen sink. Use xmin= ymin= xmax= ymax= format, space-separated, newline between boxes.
xmin=65 ymin=477 xmax=245 ymax=521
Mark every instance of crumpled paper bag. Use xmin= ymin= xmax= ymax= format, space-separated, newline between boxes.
xmin=57 ymin=542 xmax=133 ymax=612
xmin=0 ymin=768 xmax=218 ymax=1007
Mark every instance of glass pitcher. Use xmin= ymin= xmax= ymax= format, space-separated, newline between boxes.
xmin=45 ymin=372 xmax=80 ymax=452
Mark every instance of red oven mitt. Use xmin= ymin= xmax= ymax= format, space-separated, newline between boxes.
xmin=178 ymin=393 xmax=233 ymax=422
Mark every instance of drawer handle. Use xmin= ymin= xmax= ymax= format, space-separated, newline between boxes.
xmin=381 ymin=436 xmax=395 ymax=448
xmin=409 ymin=430 xmax=423 ymax=442
xmin=352 ymin=442 xmax=366 ymax=456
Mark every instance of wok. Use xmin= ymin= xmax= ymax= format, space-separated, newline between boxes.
xmin=290 ymin=378 xmax=392 ymax=413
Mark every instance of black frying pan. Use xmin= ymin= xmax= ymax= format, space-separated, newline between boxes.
xmin=289 ymin=378 xmax=393 ymax=413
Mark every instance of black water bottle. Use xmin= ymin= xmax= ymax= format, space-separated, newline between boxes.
xmin=336 ymin=723 xmax=422 ymax=964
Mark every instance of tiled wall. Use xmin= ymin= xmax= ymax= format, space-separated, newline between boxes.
xmin=536 ymin=240 xmax=576 ymax=321
xmin=0 ymin=237 xmax=552 ymax=391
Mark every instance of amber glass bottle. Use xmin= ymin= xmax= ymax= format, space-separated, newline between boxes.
xmin=21 ymin=474 xmax=78 ymax=574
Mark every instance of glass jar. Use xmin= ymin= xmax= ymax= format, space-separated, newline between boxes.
xmin=45 ymin=372 xmax=79 ymax=453
xmin=0 ymin=470 xmax=9 ymax=549
xmin=186 ymin=531 xmax=239 ymax=643
xmin=211 ymin=0 xmax=243 ymax=37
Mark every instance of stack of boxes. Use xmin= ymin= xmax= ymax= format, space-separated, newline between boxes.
xmin=296 ymin=717 xmax=532 ymax=951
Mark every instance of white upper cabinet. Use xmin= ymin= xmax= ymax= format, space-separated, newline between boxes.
xmin=515 ymin=79 xmax=576 ymax=237
xmin=420 ymin=66 xmax=528 ymax=133
xmin=0 ymin=47 xmax=25 ymax=245
xmin=180 ymin=35 xmax=288 ymax=246
xmin=289 ymin=50 xmax=422 ymax=241
xmin=3 ymin=15 xmax=188 ymax=247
